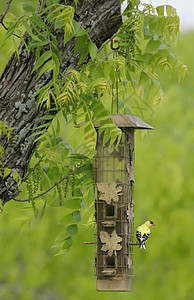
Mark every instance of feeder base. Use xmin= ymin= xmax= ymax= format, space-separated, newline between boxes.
xmin=97 ymin=277 xmax=131 ymax=291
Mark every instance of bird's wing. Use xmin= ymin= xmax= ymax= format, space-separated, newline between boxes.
xmin=142 ymin=232 xmax=150 ymax=242
xmin=136 ymin=230 xmax=144 ymax=243
xmin=136 ymin=230 xmax=150 ymax=243
xmin=136 ymin=231 xmax=142 ymax=240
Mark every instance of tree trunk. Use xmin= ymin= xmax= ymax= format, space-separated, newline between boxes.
xmin=0 ymin=0 xmax=122 ymax=204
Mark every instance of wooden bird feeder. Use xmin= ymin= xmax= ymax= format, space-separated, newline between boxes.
xmin=94 ymin=114 xmax=153 ymax=291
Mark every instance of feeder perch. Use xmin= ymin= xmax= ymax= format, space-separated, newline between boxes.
xmin=94 ymin=114 xmax=153 ymax=291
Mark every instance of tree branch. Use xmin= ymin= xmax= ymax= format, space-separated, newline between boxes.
xmin=0 ymin=0 xmax=13 ymax=30
xmin=13 ymin=169 xmax=74 ymax=202
xmin=102 ymin=50 xmax=116 ymax=60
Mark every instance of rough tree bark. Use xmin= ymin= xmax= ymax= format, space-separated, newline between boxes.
xmin=0 ymin=0 xmax=122 ymax=204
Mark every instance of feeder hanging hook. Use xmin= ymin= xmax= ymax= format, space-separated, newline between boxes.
xmin=110 ymin=39 xmax=120 ymax=51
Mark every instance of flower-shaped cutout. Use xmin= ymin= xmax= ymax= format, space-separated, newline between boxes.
xmin=100 ymin=230 xmax=122 ymax=257
xmin=97 ymin=181 xmax=123 ymax=204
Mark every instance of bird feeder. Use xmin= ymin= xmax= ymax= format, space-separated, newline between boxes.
xmin=94 ymin=114 xmax=153 ymax=291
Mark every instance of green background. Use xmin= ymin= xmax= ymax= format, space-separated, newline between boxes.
xmin=0 ymin=3 xmax=194 ymax=299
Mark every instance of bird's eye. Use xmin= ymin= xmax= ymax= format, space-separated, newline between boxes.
xmin=150 ymin=220 xmax=154 ymax=224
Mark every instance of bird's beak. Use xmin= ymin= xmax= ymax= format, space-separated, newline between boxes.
xmin=152 ymin=223 xmax=156 ymax=226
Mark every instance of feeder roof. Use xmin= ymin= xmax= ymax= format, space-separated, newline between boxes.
xmin=95 ymin=114 xmax=154 ymax=130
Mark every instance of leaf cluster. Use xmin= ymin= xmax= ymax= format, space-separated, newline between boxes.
xmin=14 ymin=117 xmax=94 ymax=252
xmin=117 ymin=1 xmax=187 ymax=113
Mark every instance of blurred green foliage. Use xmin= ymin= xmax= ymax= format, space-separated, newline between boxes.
xmin=0 ymin=30 xmax=193 ymax=299
xmin=1 ymin=1 xmax=194 ymax=299
xmin=134 ymin=31 xmax=194 ymax=300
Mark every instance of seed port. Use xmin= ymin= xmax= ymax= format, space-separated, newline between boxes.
xmin=106 ymin=255 xmax=115 ymax=267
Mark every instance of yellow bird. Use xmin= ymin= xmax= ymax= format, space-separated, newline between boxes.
xmin=136 ymin=220 xmax=156 ymax=250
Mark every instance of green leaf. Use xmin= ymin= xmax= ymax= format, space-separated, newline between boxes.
xmin=32 ymin=51 xmax=53 ymax=73
xmin=52 ymin=52 xmax=60 ymax=77
xmin=131 ymin=0 xmax=140 ymax=8
xmin=103 ymin=61 xmax=112 ymax=78
xmin=73 ymin=210 xmax=82 ymax=222
xmin=12 ymin=170 xmax=21 ymax=185
xmin=3 ymin=167 xmax=12 ymax=178
xmin=49 ymin=32 xmax=57 ymax=45
xmin=74 ymin=34 xmax=88 ymax=56
xmin=3 ymin=15 xmax=24 ymax=42
xmin=28 ymin=40 xmax=49 ymax=49
xmin=59 ymin=211 xmax=81 ymax=225
xmin=145 ymin=39 xmax=161 ymax=53
xmin=64 ymin=20 xmax=80 ymax=44
xmin=40 ymin=200 xmax=47 ymax=219
xmin=42 ymin=166 xmax=49 ymax=174
xmin=66 ymin=224 xmax=78 ymax=235
xmin=63 ymin=236 xmax=74 ymax=249
xmin=178 ymin=63 xmax=188 ymax=82
xmin=156 ymin=5 xmax=164 ymax=16
xmin=22 ymin=2 xmax=35 ymax=12
xmin=76 ymin=26 xmax=89 ymax=37
xmin=139 ymin=71 xmax=149 ymax=85
xmin=40 ymin=114 xmax=55 ymax=120
xmin=32 ymin=13 xmax=46 ymax=29
xmin=64 ymin=198 xmax=83 ymax=209
xmin=144 ymin=53 xmax=154 ymax=64
xmin=70 ymin=154 xmax=90 ymax=160
xmin=54 ymin=249 xmax=67 ymax=256
xmin=78 ymin=44 xmax=89 ymax=65
xmin=32 ymin=123 xmax=51 ymax=130
xmin=166 ymin=5 xmax=177 ymax=16
xmin=158 ymin=44 xmax=169 ymax=50
xmin=22 ymin=20 xmax=41 ymax=41
xmin=37 ymin=60 xmax=54 ymax=79
xmin=51 ymin=42 xmax=62 ymax=62
xmin=56 ymin=118 xmax=60 ymax=136
xmin=29 ymin=129 xmax=47 ymax=138
xmin=3 ymin=13 xmax=15 ymax=28
xmin=88 ymin=41 xmax=98 ymax=61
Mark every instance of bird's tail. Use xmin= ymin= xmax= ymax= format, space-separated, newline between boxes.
xmin=139 ymin=243 xmax=146 ymax=250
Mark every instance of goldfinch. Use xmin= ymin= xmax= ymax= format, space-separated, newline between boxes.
xmin=136 ymin=220 xmax=156 ymax=250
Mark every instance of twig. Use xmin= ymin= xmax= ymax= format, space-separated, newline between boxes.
xmin=0 ymin=0 xmax=13 ymax=30
xmin=102 ymin=50 xmax=116 ymax=60
xmin=129 ymin=242 xmax=140 ymax=246
xmin=84 ymin=242 xmax=96 ymax=244
xmin=13 ymin=169 xmax=74 ymax=202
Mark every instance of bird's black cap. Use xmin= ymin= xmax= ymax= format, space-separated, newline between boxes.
xmin=150 ymin=220 xmax=156 ymax=226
